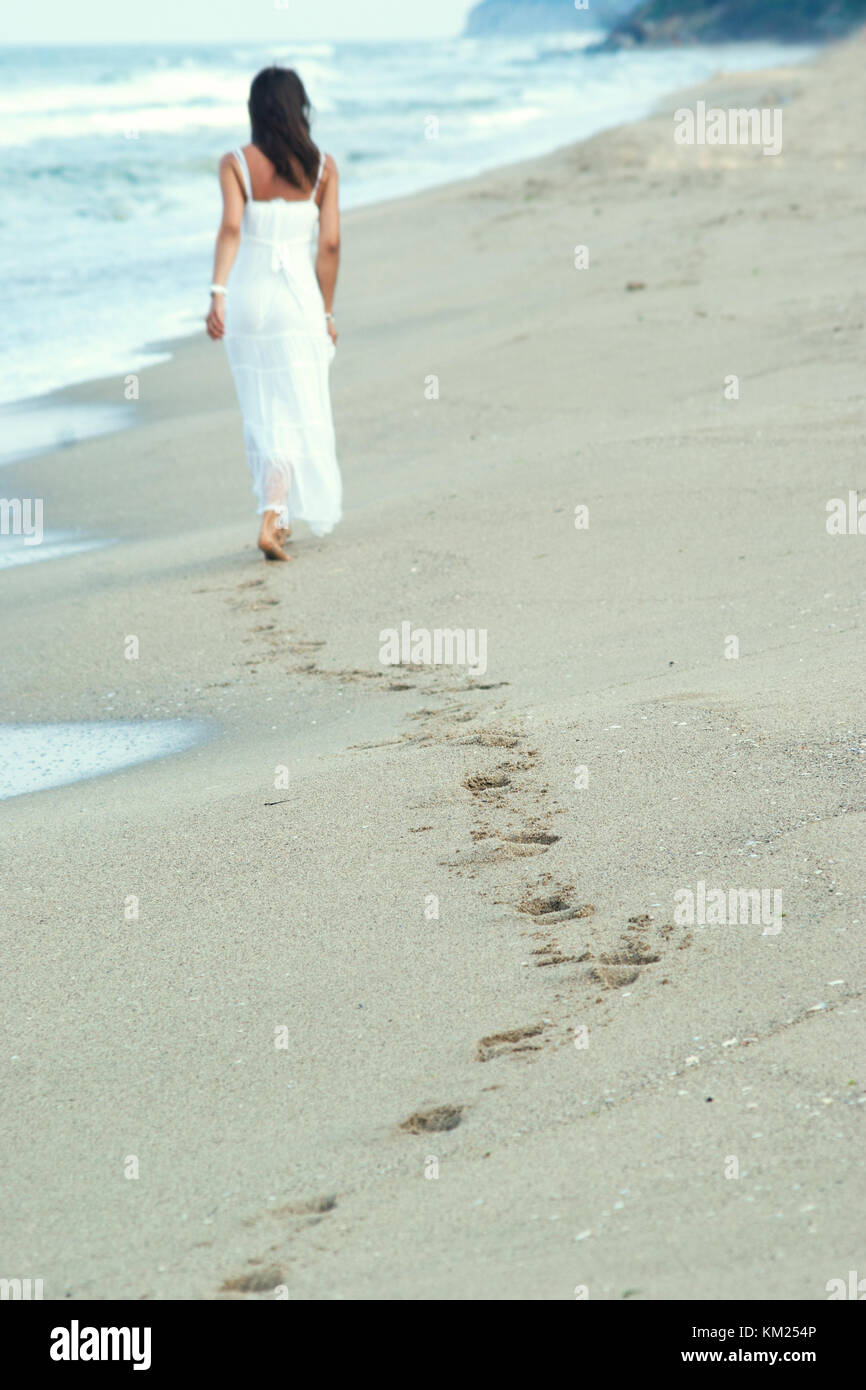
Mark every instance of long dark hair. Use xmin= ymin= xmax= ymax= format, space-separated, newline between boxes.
xmin=248 ymin=67 xmax=319 ymax=190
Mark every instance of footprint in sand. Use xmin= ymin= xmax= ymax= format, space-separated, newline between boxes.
xmin=519 ymin=890 xmax=678 ymax=988
xmin=515 ymin=885 xmax=596 ymax=969
xmin=273 ymin=1193 xmax=337 ymax=1222
xmin=530 ymin=940 xmax=592 ymax=968
xmin=502 ymin=830 xmax=559 ymax=846
xmin=453 ymin=725 xmax=557 ymax=863
xmin=463 ymin=771 xmax=510 ymax=792
xmin=219 ymin=1265 xmax=285 ymax=1296
xmin=229 ymin=596 xmax=280 ymax=611
xmin=591 ymin=945 xmax=661 ymax=989
xmin=476 ymin=1023 xmax=547 ymax=1062
xmin=459 ymin=823 xmax=559 ymax=865
xmin=518 ymin=888 xmax=596 ymax=925
xmin=462 ymin=729 xmax=520 ymax=749
xmin=400 ymin=1104 xmax=463 ymax=1134
xmin=587 ymin=913 xmax=684 ymax=990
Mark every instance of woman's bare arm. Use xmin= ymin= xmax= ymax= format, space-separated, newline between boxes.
xmin=315 ymin=155 xmax=340 ymax=341
xmin=206 ymin=154 xmax=245 ymax=341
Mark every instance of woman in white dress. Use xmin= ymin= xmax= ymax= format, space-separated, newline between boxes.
xmin=206 ymin=67 xmax=342 ymax=561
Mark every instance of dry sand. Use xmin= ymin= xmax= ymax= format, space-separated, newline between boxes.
xmin=2 ymin=33 xmax=865 ymax=1300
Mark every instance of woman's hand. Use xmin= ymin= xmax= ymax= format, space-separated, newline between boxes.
xmin=327 ymin=317 xmax=338 ymax=348
xmin=206 ymin=294 xmax=226 ymax=341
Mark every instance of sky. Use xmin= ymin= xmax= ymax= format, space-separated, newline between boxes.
xmin=1 ymin=0 xmax=477 ymax=43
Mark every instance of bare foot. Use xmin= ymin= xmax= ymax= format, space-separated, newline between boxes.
xmin=258 ymin=512 xmax=291 ymax=562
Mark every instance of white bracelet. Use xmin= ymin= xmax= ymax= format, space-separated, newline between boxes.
xmin=210 ymin=283 xmax=227 ymax=295
xmin=325 ymin=312 xmax=334 ymax=321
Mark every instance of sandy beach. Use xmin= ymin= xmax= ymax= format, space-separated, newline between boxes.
xmin=2 ymin=30 xmax=865 ymax=1300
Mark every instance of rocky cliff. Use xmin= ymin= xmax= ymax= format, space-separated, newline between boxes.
xmin=464 ymin=0 xmax=635 ymax=36
xmin=598 ymin=0 xmax=866 ymax=48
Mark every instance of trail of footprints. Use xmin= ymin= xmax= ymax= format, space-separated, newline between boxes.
xmin=217 ymin=1194 xmax=339 ymax=1299
xmin=222 ymin=579 xmax=510 ymax=699
xmin=212 ymin=646 xmax=692 ymax=1294
xmin=394 ymin=720 xmax=693 ymax=1161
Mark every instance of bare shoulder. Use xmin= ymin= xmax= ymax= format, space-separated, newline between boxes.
xmin=322 ymin=152 xmax=339 ymax=181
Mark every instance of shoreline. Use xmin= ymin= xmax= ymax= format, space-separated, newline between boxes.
xmin=0 ymin=38 xmax=818 ymax=436
xmin=3 ymin=29 xmax=865 ymax=1300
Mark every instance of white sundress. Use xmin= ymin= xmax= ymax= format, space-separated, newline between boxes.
xmin=224 ymin=146 xmax=341 ymax=536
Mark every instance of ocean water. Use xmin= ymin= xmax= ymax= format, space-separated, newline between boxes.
xmin=2 ymin=34 xmax=815 ymax=408
xmin=0 ymin=400 xmax=133 ymax=467
xmin=0 ymin=719 xmax=211 ymax=799
xmin=0 ymin=529 xmax=113 ymax=570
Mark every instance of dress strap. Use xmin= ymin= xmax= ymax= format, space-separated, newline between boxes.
xmin=311 ymin=152 xmax=326 ymax=201
xmin=232 ymin=147 xmax=252 ymax=202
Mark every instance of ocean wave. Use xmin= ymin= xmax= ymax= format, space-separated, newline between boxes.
xmin=1 ymin=103 xmax=248 ymax=147
xmin=0 ymin=56 xmax=338 ymax=133
xmin=465 ymin=104 xmax=546 ymax=131
xmin=1 ymin=37 xmax=817 ymax=407
xmin=0 ymin=66 xmax=245 ymax=116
